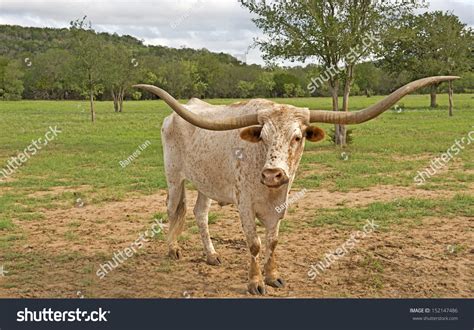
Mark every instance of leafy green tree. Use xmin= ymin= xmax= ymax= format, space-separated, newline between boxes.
xmin=238 ymin=80 xmax=255 ymax=98
xmin=273 ymin=73 xmax=300 ymax=97
xmin=1 ymin=59 xmax=24 ymax=100
xmin=105 ymin=43 xmax=141 ymax=112
xmin=283 ymin=83 xmax=295 ymax=98
xmin=193 ymin=81 xmax=208 ymax=99
xmin=69 ymin=17 xmax=107 ymax=122
xmin=157 ymin=60 xmax=203 ymax=98
xmin=453 ymin=71 xmax=474 ymax=93
xmin=283 ymin=83 xmax=306 ymax=98
xmin=195 ymin=53 xmax=225 ymax=98
xmin=382 ymin=11 xmax=472 ymax=112
xmin=239 ymin=0 xmax=423 ymax=145
xmin=0 ymin=56 xmax=9 ymax=99
xmin=25 ymin=49 xmax=73 ymax=99
xmin=254 ymin=72 xmax=276 ymax=97
xmin=354 ymin=62 xmax=381 ymax=97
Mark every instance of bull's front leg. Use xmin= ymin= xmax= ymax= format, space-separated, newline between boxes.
xmin=263 ymin=220 xmax=285 ymax=288
xmin=238 ymin=206 xmax=266 ymax=295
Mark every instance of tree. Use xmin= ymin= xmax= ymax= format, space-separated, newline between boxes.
xmin=239 ymin=0 xmax=422 ymax=145
xmin=273 ymin=72 xmax=300 ymax=97
xmin=238 ymin=80 xmax=255 ymax=98
xmin=283 ymin=83 xmax=305 ymax=98
xmin=354 ymin=62 xmax=381 ymax=97
xmin=0 ymin=56 xmax=10 ymax=99
xmin=1 ymin=59 xmax=24 ymax=100
xmin=69 ymin=17 xmax=107 ymax=122
xmin=25 ymin=49 xmax=73 ymax=99
xmin=254 ymin=72 xmax=276 ymax=97
xmin=106 ymin=43 xmax=141 ymax=112
xmin=382 ymin=11 xmax=472 ymax=112
xmin=195 ymin=53 xmax=226 ymax=98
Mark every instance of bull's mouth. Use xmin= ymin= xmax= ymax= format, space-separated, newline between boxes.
xmin=260 ymin=178 xmax=289 ymax=188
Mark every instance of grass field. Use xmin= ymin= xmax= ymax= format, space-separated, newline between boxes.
xmin=0 ymin=94 xmax=473 ymax=298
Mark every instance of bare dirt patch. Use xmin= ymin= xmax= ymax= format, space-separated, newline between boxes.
xmin=1 ymin=185 xmax=472 ymax=298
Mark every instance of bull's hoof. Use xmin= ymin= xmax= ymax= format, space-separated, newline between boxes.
xmin=248 ymin=281 xmax=266 ymax=295
xmin=206 ymin=254 xmax=222 ymax=266
xmin=168 ymin=247 xmax=182 ymax=260
xmin=265 ymin=277 xmax=286 ymax=288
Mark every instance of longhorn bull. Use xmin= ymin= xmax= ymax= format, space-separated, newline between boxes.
xmin=135 ymin=76 xmax=458 ymax=295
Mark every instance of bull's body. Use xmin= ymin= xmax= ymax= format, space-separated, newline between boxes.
xmin=162 ymin=98 xmax=309 ymax=293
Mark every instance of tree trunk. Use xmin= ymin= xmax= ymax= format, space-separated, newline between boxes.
xmin=88 ymin=73 xmax=95 ymax=122
xmin=119 ymin=88 xmax=124 ymax=113
xmin=112 ymin=90 xmax=119 ymax=112
xmin=329 ymin=80 xmax=339 ymax=112
xmin=336 ymin=65 xmax=354 ymax=146
xmin=430 ymin=84 xmax=438 ymax=108
xmin=329 ymin=79 xmax=343 ymax=146
xmin=89 ymin=88 xmax=95 ymax=123
xmin=448 ymin=80 xmax=453 ymax=117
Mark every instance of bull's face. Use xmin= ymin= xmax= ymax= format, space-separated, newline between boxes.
xmin=240 ymin=105 xmax=325 ymax=188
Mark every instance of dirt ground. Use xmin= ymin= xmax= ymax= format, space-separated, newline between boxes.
xmin=1 ymin=185 xmax=472 ymax=298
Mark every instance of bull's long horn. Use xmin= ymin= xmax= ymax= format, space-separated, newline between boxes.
xmin=134 ymin=84 xmax=259 ymax=130
xmin=309 ymin=76 xmax=460 ymax=124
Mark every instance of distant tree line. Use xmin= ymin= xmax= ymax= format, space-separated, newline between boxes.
xmin=0 ymin=13 xmax=472 ymax=111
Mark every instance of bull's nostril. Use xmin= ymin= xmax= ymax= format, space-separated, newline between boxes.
xmin=262 ymin=168 xmax=287 ymax=186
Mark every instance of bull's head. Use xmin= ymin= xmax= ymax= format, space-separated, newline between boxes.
xmin=238 ymin=104 xmax=325 ymax=187
xmin=135 ymin=76 xmax=458 ymax=188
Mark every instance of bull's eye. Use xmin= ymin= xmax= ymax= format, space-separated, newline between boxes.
xmin=293 ymin=136 xmax=302 ymax=143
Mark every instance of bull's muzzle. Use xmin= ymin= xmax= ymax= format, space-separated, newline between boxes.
xmin=261 ymin=168 xmax=289 ymax=188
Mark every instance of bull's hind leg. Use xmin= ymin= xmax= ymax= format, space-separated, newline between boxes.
xmin=193 ymin=192 xmax=221 ymax=265
xmin=166 ymin=180 xmax=186 ymax=260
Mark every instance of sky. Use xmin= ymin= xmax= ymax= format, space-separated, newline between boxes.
xmin=0 ymin=0 xmax=472 ymax=65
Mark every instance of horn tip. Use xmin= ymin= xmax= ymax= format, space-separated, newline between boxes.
xmin=440 ymin=76 xmax=461 ymax=81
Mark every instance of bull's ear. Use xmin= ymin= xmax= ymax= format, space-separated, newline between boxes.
xmin=240 ymin=126 xmax=262 ymax=143
xmin=305 ymin=126 xmax=325 ymax=142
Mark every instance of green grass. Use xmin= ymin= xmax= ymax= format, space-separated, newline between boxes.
xmin=152 ymin=212 xmax=168 ymax=223
xmin=0 ymin=94 xmax=473 ymax=231
xmin=208 ymin=212 xmax=219 ymax=224
xmin=312 ymin=194 xmax=473 ymax=229
xmin=0 ymin=218 xmax=13 ymax=230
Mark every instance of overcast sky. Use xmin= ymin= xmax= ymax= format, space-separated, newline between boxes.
xmin=0 ymin=0 xmax=472 ymax=65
